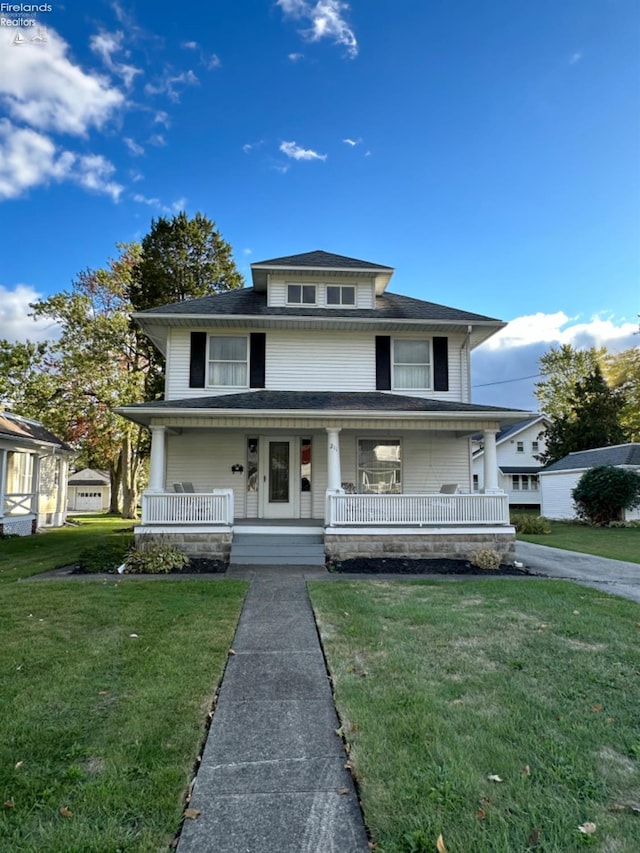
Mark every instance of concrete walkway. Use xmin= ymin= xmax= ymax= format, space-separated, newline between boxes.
xmin=177 ymin=571 xmax=370 ymax=853
xmin=516 ymin=541 xmax=640 ymax=604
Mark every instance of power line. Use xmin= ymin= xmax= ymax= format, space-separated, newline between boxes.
xmin=472 ymin=373 xmax=542 ymax=388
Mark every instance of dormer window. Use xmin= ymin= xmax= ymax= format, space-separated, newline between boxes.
xmin=287 ymin=284 xmax=316 ymax=305
xmin=326 ymin=285 xmax=355 ymax=306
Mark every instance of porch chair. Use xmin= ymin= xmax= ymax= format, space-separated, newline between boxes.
xmin=439 ymin=483 xmax=460 ymax=494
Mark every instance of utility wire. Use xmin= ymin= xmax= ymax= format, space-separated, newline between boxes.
xmin=472 ymin=373 xmax=542 ymax=388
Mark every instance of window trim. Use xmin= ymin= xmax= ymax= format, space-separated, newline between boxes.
xmin=391 ymin=338 xmax=432 ymax=391
xmin=207 ymin=334 xmax=249 ymax=388
xmin=286 ymin=283 xmax=317 ymax=306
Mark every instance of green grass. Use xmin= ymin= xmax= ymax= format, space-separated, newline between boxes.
xmin=309 ymin=579 xmax=640 ymax=853
xmin=518 ymin=520 xmax=640 ymax=564
xmin=0 ymin=579 xmax=247 ymax=852
xmin=0 ymin=515 xmax=134 ymax=582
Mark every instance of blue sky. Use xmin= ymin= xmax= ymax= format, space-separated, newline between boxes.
xmin=0 ymin=0 xmax=638 ymax=410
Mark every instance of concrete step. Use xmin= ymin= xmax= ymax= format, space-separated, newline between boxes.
xmin=230 ymin=533 xmax=326 ymax=566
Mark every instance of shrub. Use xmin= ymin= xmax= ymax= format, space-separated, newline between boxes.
xmin=469 ymin=548 xmax=501 ymax=571
xmin=77 ymin=536 xmax=134 ymax=573
xmin=124 ymin=543 xmax=189 ymax=574
xmin=511 ymin=514 xmax=552 ymax=535
xmin=572 ymin=465 xmax=640 ymax=525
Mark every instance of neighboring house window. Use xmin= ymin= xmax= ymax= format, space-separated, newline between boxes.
xmin=358 ymin=438 xmax=401 ymax=493
xmin=512 ymin=475 xmax=520 ymax=490
xmin=392 ymin=339 xmax=431 ymax=390
xmin=7 ymin=451 xmax=32 ymax=494
xmin=530 ymin=475 xmax=539 ymax=491
xmin=208 ymin=336 xmax=248 ymax=386
xmin=287 ymin=284 xmax=316 ymax=305
xmin=473 ymin=474 xmax=479 ymax=492
xmin=326 ymin=285 xmax=355 ymax=306
xmin=516 ymin=441 xmax=524 ymax=453
xmin=531 ymin=441 xmax=539 ymax=453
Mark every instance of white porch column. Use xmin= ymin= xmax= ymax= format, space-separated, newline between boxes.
xmin=30 ymin=453 xmax=40 ymax=520
xmin=482 ymin=429 xmax=501 ymax=493
xmin=0 ymin=448 xmax=6 ymax=519
xmin=147 ymin=426 xmax=167 ymax=493
xmin=326 ymin=427 xmax=342 ymax=492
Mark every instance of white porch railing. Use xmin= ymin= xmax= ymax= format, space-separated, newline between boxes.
xmin=326 ymin=492 xmax=510 ymax=526
xmin=141 ymin=490 xmax=234 ymax=526
xmin=3 ymin=493 xmax=33 ymax=516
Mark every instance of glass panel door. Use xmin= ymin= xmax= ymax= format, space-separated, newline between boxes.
xmin=269 ymin=441 xmax=290 ymax=503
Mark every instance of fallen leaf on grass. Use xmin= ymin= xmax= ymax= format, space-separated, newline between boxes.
xmin=528 ymin=827 xmax=540 ymax=846
xmin=129 ymin=633 xmax=139 ymax=639
xmin=592 ymin=704 xmax=603 ymax=712
xmin=4 ymin=800 xmax=15 ymax=809
xmin=578 ymin=821 xmax=596 ymax=835
xmin=228 ymin=648 xmax=236 ymax=655
xmin=476 ymin=808 xmax=486 ymax=820
xmin=436 ymin=834 xmax=448 ymax=853
xmin=487 ymin=774 xmax=503 ymax=783
xmin=184 ymin=808 xmax=201 ymax=820
xmin=59 ymin=806 xmax=73 ymax=818
xmin=337 ymin=787 xmax=350 ymax=795
xmin=14 ymin=761 xmax=23 ymax=770
xmin=522 ymin=764 xmax=531 ymax=776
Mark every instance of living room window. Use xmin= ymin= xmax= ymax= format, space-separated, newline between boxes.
xmin=326 ymin=285 xmax=355 ymax=306
xmin=287 ymin=284 xmax=316 ymax=305
xmin=392 ymin=339 xmax=431 ymax=390
xmin=208 ymin=336 xmax=248 ymax=386
xmin=357 ymin=438 xmax=401 ymax=493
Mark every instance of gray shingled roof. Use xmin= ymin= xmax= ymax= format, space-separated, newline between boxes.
xmin=0 ymin=412 xmax=72 ymax=451
xmin=542 ymin=444 xmax=640 ymax=473
xmin=251 ymin=250 xmax=393 ymax=270
xmin=121 ymin=390 xmax=527 ymax=414
xmin=500 ymin=466 xmax=543 ymax=475
xmin=135 ymin=287 xmax=500 ymax=323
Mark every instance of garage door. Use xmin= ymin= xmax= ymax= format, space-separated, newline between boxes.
xmin=76 ymin=491 xmax=103 ymax=511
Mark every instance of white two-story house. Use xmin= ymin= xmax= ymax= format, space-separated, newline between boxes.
xmin=118 ymin=250 xmax=531 ymax=566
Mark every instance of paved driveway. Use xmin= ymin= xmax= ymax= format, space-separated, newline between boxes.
xmin=516 ymin=542 xmax=640 ymax=604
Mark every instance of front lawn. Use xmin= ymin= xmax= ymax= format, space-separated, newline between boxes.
xmin=0 ymin=580 xmax=247 ymax=852
xmin=310 ymin=579 xmax=640 ymax=853
xmin=518 ymin=521 xmax=640 ymax=564
xmin=0 ymin=514 xmax=134 ymax=582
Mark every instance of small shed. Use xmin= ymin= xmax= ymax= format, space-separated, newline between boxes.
xmin=540 ymin=443 xmax=640 ymax=520
xmin=67 ymin=468 xmax=111 ymax=512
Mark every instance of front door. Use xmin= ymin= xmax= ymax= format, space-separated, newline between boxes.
xmin=260 ymin=437 xmax=297 ymax=519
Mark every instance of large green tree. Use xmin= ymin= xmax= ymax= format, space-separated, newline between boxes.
xmin=540 ymin=365 xmax=627 ymax=465
xmin=602 ymin=346 xmax=640 ymax=442
xmin=535 ymin=344 xmax=604 ymax=421
xmin=29 ymin=243 xmax=147 ymax=518
xmin=129 ymin=212 xmax=244 ymax=399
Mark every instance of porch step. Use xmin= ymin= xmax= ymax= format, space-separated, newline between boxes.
xmin=230 ymin=533 xmax=326 ymax=566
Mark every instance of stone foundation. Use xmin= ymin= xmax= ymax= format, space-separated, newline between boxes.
xmin=324 ymin=528 xmax=516 ymax=564
xmin=134 ymin=529 xmax=232 ymax=563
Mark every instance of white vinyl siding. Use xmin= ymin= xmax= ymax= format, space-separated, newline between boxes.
xmin=165 ymin=328 xmax=465 ymax=401
xmin=540 ymin=471 xmax=581 ymax=519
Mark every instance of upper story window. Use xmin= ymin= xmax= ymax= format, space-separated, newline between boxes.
xmin=208 ymin=336 xmax=248 ymax=386
xmin=326 ymin=285 xmax=355 ymax=306
xmin=287 ymin=284 xmax=316 ymax=305
xmin=531 ymin=441 xmax=539 ymax=453
xmin=392 ymin=339 xmax=431 ymax=390
xmin=516 ymin=441 xmax=524 ymax=453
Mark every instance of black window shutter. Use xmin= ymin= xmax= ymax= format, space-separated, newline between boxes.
xmin=249 ymin=333 xmax=266 ymax=388
xmin=189 ymin=332 xmax=207 ymax=388
xmin=375 ymin=336 xmax=391 ymax=390
xmin=433 ymin=337 xmax=449 ymax=392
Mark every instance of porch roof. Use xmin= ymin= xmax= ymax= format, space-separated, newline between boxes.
xmin=0 ymin=413 xmax=73 ymax=452
xmin=117 ymin=390 xmax=531 ymax=429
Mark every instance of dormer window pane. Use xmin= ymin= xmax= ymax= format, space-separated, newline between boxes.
xmin=208 ymin=335 xmax=248 ymax=386
xmin=287 ymin=284 xmax=316 ymax=304
xmin=327 ymin=285 xmax=355 ymax=306
xmin=393 ymin=339 xmax=431 ymax=390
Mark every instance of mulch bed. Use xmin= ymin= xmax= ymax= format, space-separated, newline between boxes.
xmin=329 ymin=557 xmax=533 ymax=575
xmin=71 ymin=557 xmax=227 ymax=575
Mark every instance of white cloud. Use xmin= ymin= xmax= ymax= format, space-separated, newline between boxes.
xmin=471 ymin=312 xmax=638 ymax=411
xmin=132 ymin=192 xmax=187 ymax=214
xmin=0 ymin=119 xmax=122 ymax=201
xmin=0 ymin=284 xmax=60 ymax=342
xmin=181 ymin=40 xmax=198 ymax=50
xmin=280 ymin=140 xmax=327 ymax=161
xmin=343 ymin=137 xmax=359 ymax=146
xmin=0 ymin=27 xmax=124 ymax=136
xmin=277 ymin=0 xmax=358 ymax=58
xmin=124 ymin=136 xmax=144 ymax=156
xmin=147 ymin=133 xmax=166 ymax=147
xmin=90 ymin=29 xmax=141 ymax=88
xmin=144 ymin=69 xmax=199 ymax=102
xmin=180 ymin=40 xmax=221 ymax=69
xmin=288 ymin=52 xmax=304 ymax=62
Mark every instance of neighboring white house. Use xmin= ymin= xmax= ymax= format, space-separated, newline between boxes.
xmin=117 ymin=250 xmax=533 ymax=564
xmin=0 ymin=410 xmax=73 ymax=536
xmin=472 ymin=416 xmax=549 ymax=509
xmin=67 ymin=468 xmax=111 ymax=512
xmin=540 ymin=443 xmax=640 ymax=520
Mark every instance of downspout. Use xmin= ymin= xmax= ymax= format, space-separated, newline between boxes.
xmin=460 ymin=325 xmax=473 ymax=403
